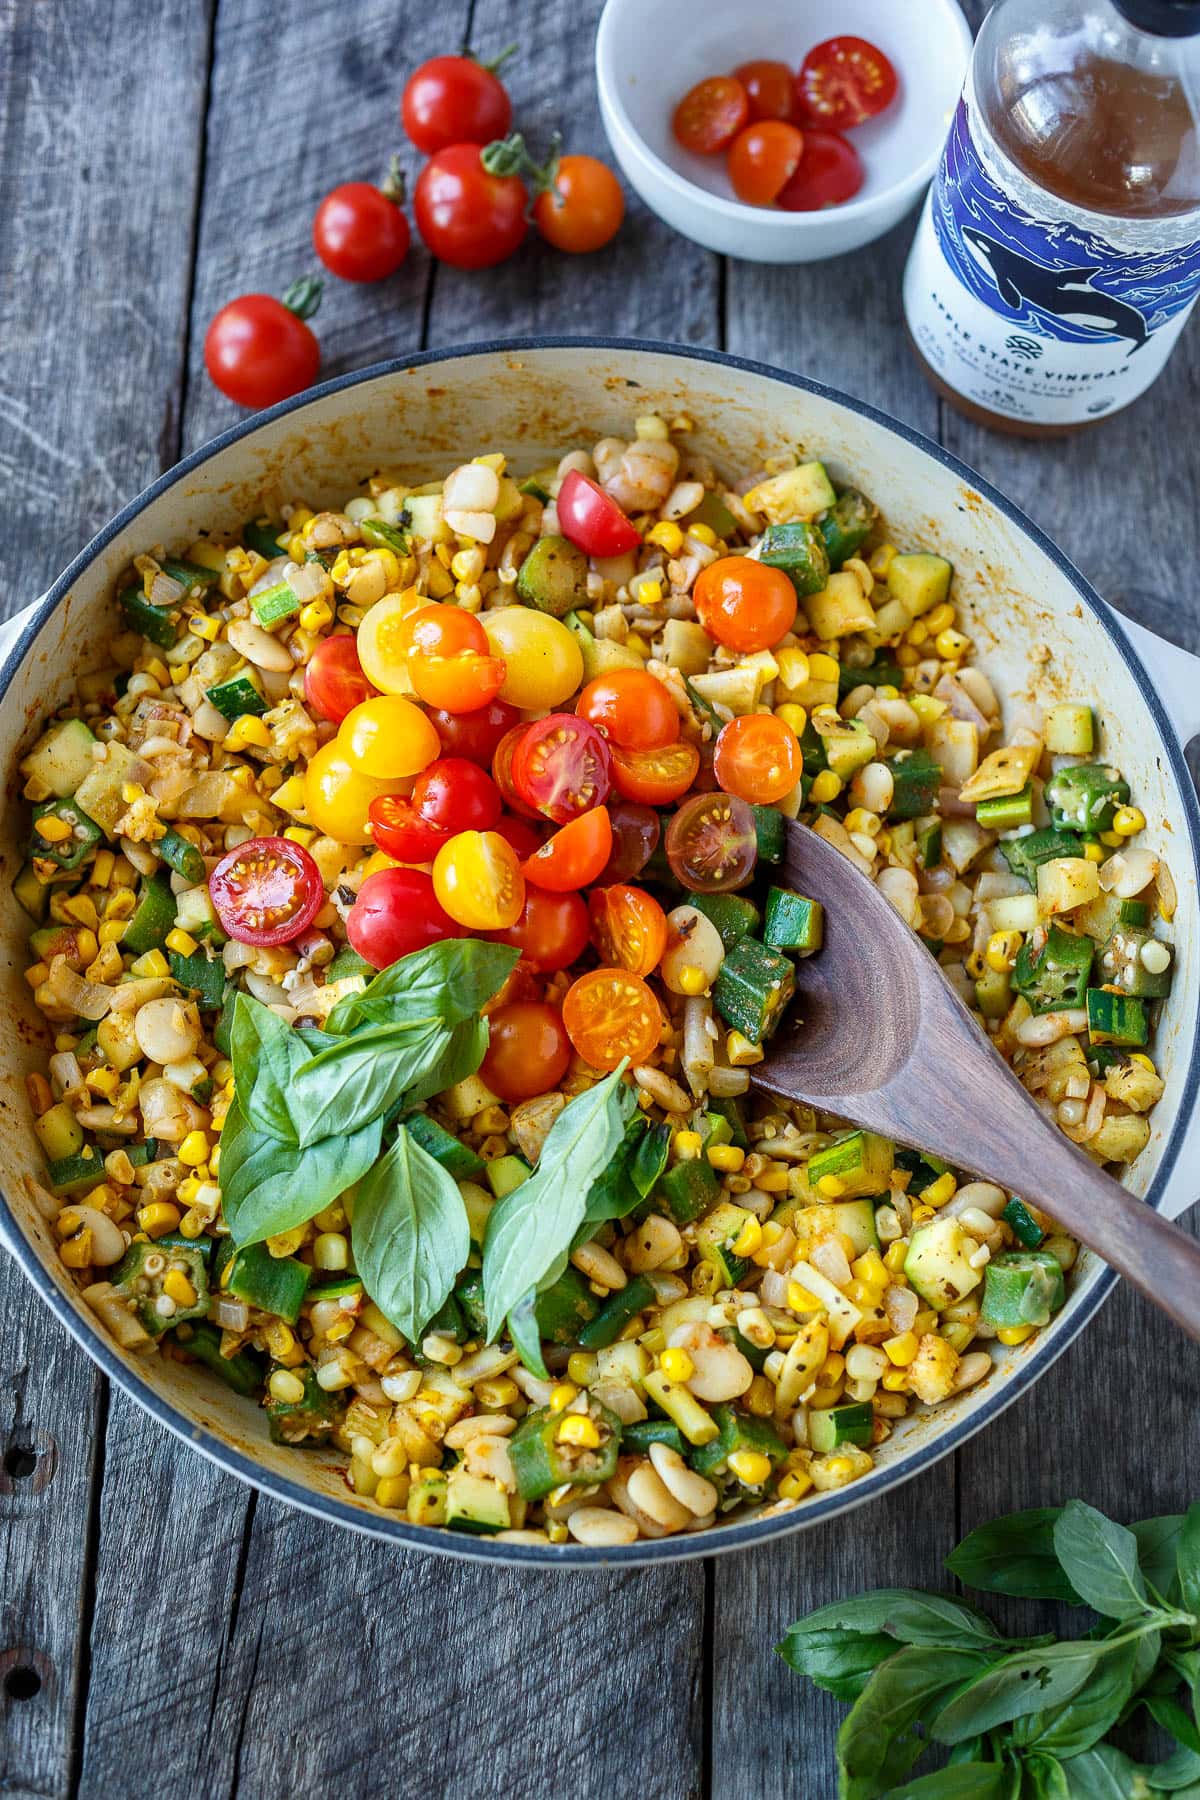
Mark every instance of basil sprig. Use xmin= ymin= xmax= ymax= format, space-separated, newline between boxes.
xmin=778 ymin=1498 xmax=1200 ymax=1798
xmin=352 ymin=1125 xmax=471 ymax=1347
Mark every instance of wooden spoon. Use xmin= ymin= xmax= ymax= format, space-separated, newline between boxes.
xmin=753 ymin=819 xmax=1200 ymax=1340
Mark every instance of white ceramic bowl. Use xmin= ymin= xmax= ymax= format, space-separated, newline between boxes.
xmin=596 ymin=0 xmax=973 ymax=262
xmin=2 ymin=340 xmax=1198 ymax=1566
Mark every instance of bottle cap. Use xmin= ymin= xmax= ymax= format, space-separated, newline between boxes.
xmin=1112 ymin=0 xmax=1200 ymax=34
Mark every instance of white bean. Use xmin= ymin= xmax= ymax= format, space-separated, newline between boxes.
xmin=135 ymin=997 xmax=202 ymax=1066
xmin=61 ymin=1204 xmax=126 ymax=1266
xmin=226 ymin=616 xmax=294 ymax=672
xmin=624 ymin=1213 xmax=684 ymax=1274
xmin=876 ymin=865 xmax=920 ymax=926
xmin=945 ymin=1181 xmax=1008 ymax=1218
xmin=626 ymin=1462 xmax=693 ymax=1530
xmin=570 ymin=1241 xmax=626 ymax=1291
xmin=567 ymin=1506 xmax=640 ymax=1547
xmin=670 ymin=1324 xmax=754 ymax=1402
xmin=1015 ymin=1009 xmax=1088 ymax=1046
xmin=648 ymin=1441 xmax=720 ymax=1517
xmin=443 ymin=462 xmax=500 ymax=513
xmin=952 ymin=1351 xmax=993 ymax=1393
xmin=661 ymin=906 xmax=725 ymax=994
xmin=632 ymin=1065 xmax=691 ymax=1114
xmin=852 ymin=760 xmax=895 ymax=815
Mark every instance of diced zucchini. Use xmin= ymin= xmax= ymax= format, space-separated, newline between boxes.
xmin=689 ymin=1405 xmax=787 ymax=1478
xmin=515 ymin=536 xmax=587 ymax=617
xmin=658 ymin=617 xmax=716 ymax=676
xmin=796 ymin=1199 xmax=879 ymax=1256
xmin=975 ymin=965 xmax=1012 ymax=1020
xmin=687 ymin=666 xmax=761 ymax=716
xmin=206 ymin=673 xmax=267 ymax=720
xmin=1043 ymin=705 xmax=1095 ymax=756
xmin=887 ymin=748 xmax=942 ymax=820
xmin=752 ymin=805 xmax=786 ymax=865
xmin=12 ymin=862 xmax=50 ymax=923
xmin=32 ymin=798 xmax=102 ymax=871
xmin=685 ymin=891 xmax=761 ymax=949
xmin=518 ymin=474 xmax=552 ymax=505
xmin=764 ymin=886 xmax=823 ymax=955
xmin=158 ymin=828 xmax=207 ymax=885
xmin=809 ymin=1402 xmax=873 ymax=1453
xmin=242 ymin=517 xmax=288 ymax=559
xmin=1037 ymin=857 xmax=1100 ymax=917
xmin=564 ymin=611 xmax=644 ymax=679
xmin=20 ymin=718 xmax=98 ymax=799
xmin=1001 ymin=828 xmax=1081 ymax=890
xmin=1086 ymin=988 xmax=1149 ymax=1047
xmin=893 ymin=1147 xmax=949 ymax=1195
xmin=360 ymin=516 xmax=411 ymax=555
xmin=124 ymin=876 xmax=176 ymax=955
xmin=119 ymin=585 xmax=181 ymax=649
xmin=712 ymin=937 xmax=795 ymax=1045
xmin=404 ymin=494 xmax=444 ymax=541
xmin=1002 ymin=1199 xmax=1044 ymax=1248
xmin=486 ymin=1154 xmax=531 ymax=1199
xmin=162 ymin=556 xmax=219 ymax=595
xmin=818 ymin=489 xmax=876 ymax=571
xmin=758 ymin=521 xmax=830 ymax=597
xmin=695 ymin=1201 xmax=753 ymax=1287
xmin=903 ymin=1217 xmax=984 ymax=1311
xmin=73 ymin=742 xmax=149 ymax=835
xmin=886 ymin=553 xmax=953 ymax=618
xmin=807 ymin=1131 xmax=893 ymax=1200
xmin=684 ymin=489 xmax=739 ymax=538
xmin=744 ymin=461 xmax=837 ymax=524
xmin=821 ymin=721 xmax=876 ymax=781
xmin=445 ymin=1471 xmax=510 ymax=1536
xmin=656 ymin=1155 xmax=720 ymax=1224
xmin=47 ymin=1149 xmax=106 ymax=1194
xmin=803 ymin=571 xmax=875 ymax=640
xmin=34 ymin=1101 xmax=85 ymax=1163
xmin=174 ymin=884 xmax=225 ymax=944
xmin=250 ymin=582 xmax=301 ymax=628
xmin=168 ymin=950 xmax=226 ymax=1010
xmin=404 ymin=1113 xmax=485 ymax=1180
xmin=915 ymin=816 xmax=943 ymax=870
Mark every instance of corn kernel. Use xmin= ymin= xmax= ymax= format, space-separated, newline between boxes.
xmin=375 ymin=1474 xmax=411 ymax=1510
xmin=922 ymin=1172 xmax=957 ymax=1207
xmin=188 ymin=612 xmax=221 ymax=641
xmin=883 ymin=1331 xmax=919 ymax=1366
xmin=727 ymin=1449 xmax=772 ymax=1486
xmin=708 ymin=1144 xmax=746 ymax=1174
xmin=1082 ymin=841 xmax=1105 ymax=862
xmin=997 ymin=1324 xmax=1035 ymax=1346
xmin=934 ymin=628 xmax=968 ymax=660
xmin=1130 ymin=1052 xmax=1157 ymax=1075
xmin=60 ymin=1229 xmax=94 ymax=1269
xmin=137 ymin=1201 xmax=181 ymax=1238
xmin=881 ymin=1367 xmax=910 ymax=1392
xmin=268 ymin=1368 xmax=307 ymax=1405
xmin=659 ymin=1347 xmax=694 ymax=1383
xmin=130 ymin=949 xmax=169 ymax=979
xmin=556 ymin=1414 xmax=600 ymax=1449
xmin=774 ymin=703 xmax=808 ymax=742
xmin=726 ymin=1030 xmax=763 ymax=1067
xmin=224 ymin=714 xmax=272 ymax=752
xmin=87 ymin=1065 xmax=120 ymax=1099
xmin=299 ymin=598 xmax=334 ymax=634
xmin=925 ymin=603 xmax=956 ymax=635
xmin=178 ymin=1130 xmax=210 ymax=1168
xmin=647 ymin=520 xmax=683 ymax=554
xmin=1100 ymin=829 xmax=1123 ymax=848
xmin=809 ymin=770 xmax=843 ymax=804
xmin=162 ymin=1268 xmax=197 ymax=1308
xmin=283 ymin=826 xmax=317 ymax=847
xmin=730 ymin=1217 xmax=762 ymax=1257
xmin=549 ymin=1382 xmax=579 ymax=1413
xmin=675 ymin=963 xmax=708 ymax=996
xmin=816 ymin=1173 xmax=846 ymax=1199
xmin=90 ymin=849 xmax=115 ymax=888
xmin=178 ymin=1208 xmax=206 ymax=1240
xmin=688 ymin=521 xmax=718 ymax=548
xmin=34 ymin=813 xmax=73 ymax=844
xmin=673 ymin=1130 xmax=703 ymax=1161
xmin=1113 ymin=806 xmax=1145 ymax=837
xmin=566 ymin=1353 xmax=597 ymax=1386
xmin=477 ymin=1377 xmax=520 ymax=1408
xmin=778 ymin=1469 xmax=814 ymax=1501
xmin=745 ymin=1375 xmax=775 ymax=1416
xmin=787 ymin=1281 xmax=822 ymax=1314
xmin=852 ymin=1248 xmax=888 ymax=1288
xmin=625 ymin=632 xmax=650 ymax=657
xmin=166 ymin=928 xmax=198 ymax=957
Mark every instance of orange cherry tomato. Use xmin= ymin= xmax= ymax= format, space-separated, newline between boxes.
xmin=490 ymin=886 xmax=590 ymax=973
xmin=588 ymin=885 xmax=668 ymax=979
xmin=733 ymin=59 xmax=795 ymax=122
xmin=713 ymin=713 xmax=804 ymax=804
xmin=520 ymin=807 xmax=613 ymax=892
xmin=562 ymin=968 xmax=662 ymax=1072
xmin=481 ymin=1000 xmax=572 ymax=1102
xmin=693 ymin=555 xmax=797 ymax=653
xmin=431 ymin=830 xmax=524 ymax=929
xmin=532 ymin=155 xmax=625 ymax=255
xmin=399 ymin=604 xmax=487 ymax=660
xmin=339 ymin=695 xmax=441 ymax=779
xmin=610 ymin=740 xmax=700 ymax=806
xmin=727 ymin=120 xmax=805 ymax=207
xmin=400 ymin=603 xmax=506 ymax=713
xmin=673 ymin=76 xmax=749 ymax=155
xmin=576 ymin=669 xmax=680 ymax=752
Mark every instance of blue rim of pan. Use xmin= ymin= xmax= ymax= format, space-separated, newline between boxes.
xmin=2 ymin=336 xmax=1197 ymax=1566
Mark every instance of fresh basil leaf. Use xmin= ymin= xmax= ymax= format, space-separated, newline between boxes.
xmin=482 ymin=1067 xmax=636 ymax=1341
xmin=580 ymin=1117 xmax=648 ymax=1233
xmin=1024 ymin=1756 xmax=1070 ymax=1800
xmin=220 ymin=1094 xmax=382 ymax=1245
xmin=1177 ymin=1504 xmax=1200 ymax=1624
xmin=231 ymin=992 xmax=311 ymax=1144
xmin=630 ymin=1120 xmax=671 ymax=1198
xmin=946 ymin=1510 xmax=1082 ymax=1604
xmin=1132 ymin=1515 xmax=1185 ymax=1605
xmin=290 ymin=1020 xmax=447 ymax=1144
xmin=1145 ymin=1745 xmax=1200 ymax=1792
xmin=351 ymin=1124 xmax=470 ymax=1345
xmin=1012 ymin=1640 xmax=1140 ymax=1760
xmin=507 ymin=1290 xmax=549 ymax=1380
xmin=295 ymin=1023 xmax=339 ymax=1055
xmin=325 ymin=938 xmax=518 ymax=1035
xmin=1146 ymin=1694 xmax=1200 ymax=1756
xmin=1056 ymin=1744 xmax=1147 ymax=1799
xmin=774 ymin=1624 xmax=898 ymax=1702
xmin=930 ymin=1642 xmax=1105 ymax=1746
xmin=401 ymin=1016 xmax=489 ymax=1108
xmin=881 ymin=1765 xmax=1011 ymax=1799
xmin=837 ymin=1646 xmax=994 ymax=1799
xmin=784 ymin=1590 xmax=1002 ymax=1652
xmin=1052 ymin=1501 xmax=1151 ymax=1622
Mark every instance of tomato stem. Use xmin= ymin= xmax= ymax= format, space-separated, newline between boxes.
xmin=477 ymin=42 xmax=517 ymax=75
xmin=281 ymin=275 xmax=323 ymax=322
xmin=380 ymin=154 xmax=407 ymax=206
xmin=481 ymin=130 xmax=563 ymax=211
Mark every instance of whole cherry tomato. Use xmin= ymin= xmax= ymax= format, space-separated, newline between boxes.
xmin=429 ymin=698 xmax=521 ymax=764
xmin=304 ymin=741 xmax=403 ymax=844
xmin=713 ymin=714 xmax=803 ymax=804
xmin=481 ymin=1000 xmax=571 ymax=1102
xmin=402 ymin=52 xmax=513 ymax=154
xmin=589 ymin=884 xmax=668 ymax=978
xmin=794 ymin=36 xmax=898 ymax=132
xmin=432 ymin=830 xmax=524 ymax=929
xmin=411 ymin=757 xmax=502 ymax=834
xmin=672 ymin=76 xmax=749 ymax=155
xmin=733 ymin=60 xmax=795 ymax=122
xmin=414 ymin=144 xmax=527 ymax=270
xmin=576 ymin=669 xmax=679 ymax=752
xmin=555 ymin=470 xmax=641 ymax=558
xmin=312 ymin=182 xmax=410 ymax=283
xmin=480 ymin=608 xmax=583 ymax=710
xmin=347 ymin=868 xmax=463 ymax=968
xmin=727 ymin=120 xmax=805 ymax=206
xmin=694 ymin=555 xmax=797 ymax=653
xmin=533 ymin=156 xmax=624 ymax=254
xmin=304 ymin=633 xmax=378 ymax=723
xmin=609 ymin=740 xmax=700 ymax=807
xmin=512 ymin=714 xmax=613 ymax=823
xmin=664 ymin=792 xmax=758 ymax=893
xmin=490 ymin=886 xmax=590 ymax=973
xmin=210 ymin=837 xmax=322 ymax=947
xmin=777 ymin=130 xmax=864 ymax=211
xmin=562 ymin=968 xmax=662 ymax=1072
xmin=339 ymin=695 xmax=441 ymax=780
xmin=520 ymin=807 xmax=613 ymax=891
xmin=204 ymin=281 xmax=322 ymax=409
xmin=597 ymin=799 xmax=660 ymax=883
xmin=367 ymin=795 xmax=450 ymax=863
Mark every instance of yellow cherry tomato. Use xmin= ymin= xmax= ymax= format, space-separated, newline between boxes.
xmin=360 ymin=849 xmax=403 ymax=878
xmin=432 ymin=830 xmax=525 ymax=930
xmin=304 ymin=740 xmax=402 ymax=845
xmin=480 ymin=607 xmax=584 ymax=710
xmin=339 ymin=694 xmax=440 ymax=779
xmin=356 ymin=590 xmax=423 ymax=696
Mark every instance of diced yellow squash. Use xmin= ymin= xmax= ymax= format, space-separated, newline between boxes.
xmin=659 ymin=618 xmax=714 ymax=675
xmin=959 ymin=741 xmax=1041 ymax=803
xmin=743 ymin=461 xmax=836 ymax=524
xmin=803 ymin=572 xmax=875 ymax=641
xmin=1089 ymin=1111 xmax=1151 ymax=1163
xmin=1103 ymin=1062 xmax=1164 ymax=1114
xmin=1037 ymin=856 xmax=1100 ymax=917
xmin=688 ymin=667 xmax=761 ymax=716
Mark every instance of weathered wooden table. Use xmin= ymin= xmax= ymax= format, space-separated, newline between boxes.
xmin=1 ymin=2 xmax=1197 ymax=1794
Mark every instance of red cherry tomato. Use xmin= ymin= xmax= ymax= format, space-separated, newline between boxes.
xmin=597 ymin=799 xmax=660 ymax=883
xmin=778 ymin=130 xmax=864 ymax=211
xmin=203 ymin=291 xmax=321 ymax=409
xmin=734 ymin=59 xmax=795 ymax=122
xmin=556 ymin=470 xmax=641 ymax=558
xmin=727 ymin=120 xmax=805 ymax=207
xmin=490 ymin=887 xmax=590 ymax=973
xmin=347 ymin=867 xmax=464 ymax=968
xmin=303 ymin=634 xmax=378 ymax=724
xmin=401 ymin=54 xmax=512 ymax=154
xmin=493 ymin=813 xmax=545 ymax=859
xmin=664 ymin=792 xmax=758 ymax=893
xmin=794 ymin=36 xmax=898 ymax=132
xmin=481 ymin=1000 xmax=572 ymax=1101
xmin=610 ymin=740 xmax=700 ymax=807
xmin=576 ymin=669 xmax=680 ymax=752
xmin=694 ymin=555 xmax=797 ymax=653
xmin=672 ymin=76 xmax=749 ymax=155
xmin=429 ymin=698 xmax=521 ymax=764
xmin=312 ymin=184 xmax=410 ymax=283
xmin=367 ymin=795 xmax=451 ymax=863
xmin=589 ymin=885 xmax=668 ymax=978
xmin=413 ymin=145 xmax=528 ymax=270
xmin=492 ymin=725 xmax=541 ymax=820
xmin=713 ymin=714 xmax=803 ymax=804
xmin=533 ymin=156 xmax=624 ymax=254
xmin=512 ymin=715 xmax=613 ymax=824
xmin=209 ymin=836 xmax=323 ymax=946
xmin=411 ymin=758 xmax=502 ymax=834
xmin=520 ymin=807 xmax=613 ymax=892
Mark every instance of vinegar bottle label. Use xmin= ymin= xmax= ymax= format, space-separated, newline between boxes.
xmin=904 ymin=87 xmax=1200 ymax=428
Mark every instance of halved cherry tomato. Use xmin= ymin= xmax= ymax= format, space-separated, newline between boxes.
xmin=340 ymin=694 xmax=441 ymax=779
xmin=413 ymin=144 xmax=527 ymax=271
xmin=357 ymin=592 xmax=424 ymax=697
xmin=494 ymin=813 xmax=545 ymax=859
xmin=734 ymin=60 xmax=795 ymax=122
xmin=203 ymin=288 xmax=321 ymax=410
xmin=727 ymin=120 xmax=805 ymax=207
xmin=402 ymin=53 xmax=513 ymax=155
xmin=576 ymin=669 xmax=679 ymax=751
xmin=492 ymin=725 xmax=541 ymax=820
xmin=777 ymin=130 xmax=864 ymax=211
xmin=520 ymin=806 xmax=613 ymax=892
xmin=313 ymin=183 xmax=410 ymax=283
xmin=367 ymin=795 xmax=451 ymax=863
xmin=597 ymin=799 xmax=660 ymax=883
xmin=794 ymin=36 xmax=898 ymax=132
xmin=672 ymin=75 xmax=749 ymax=155
xmin=210 ymin=836 xmax=322 ymax=946
xmin=512 ymin=714 xmax=612 ymax=824
xmin=400 ymin=603 xmax=507 ymax=713
xmin=432 ymin=830 xmax=524 ymax=929
xmin=304 ymin=633 xmax=378 ymax=723
xmin=412 ymin=758 xmax=502 ymax=834
xmin=562 ymin=968 xmax=662 ymax=1071
xmin=610 ymin=740 xmax=700 ymax=807
xmin=480 ymin=608 xmax=583 ymax=710
xmin=305 ymin=740 xmax=404 ymax=844
xmin=713 ymin=714 xmax=803 ymax=804
xmin=693 ymin=554 xmax=797 ymax=653
xmin=589 ymin=884 xmax=668 ymax=978
xmin=532 ymin=155 xmax=624 ymax=255
xmin=399 ymin=604 xmax=486 ymax=661
xmin=664 ymin=791 xmax=758 ymax=892
xmin=429 ymin=698 xmax=521 ymax=763
xmin=556 ymin=470 xmax=641 ymax=558
xmin=490 ymin=887 xmax=590 ymax=973
xmin=481 ymin=1000 xmax=571 ymax=1102
xmin=347 ymin=868 xmax=463 ymax=969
